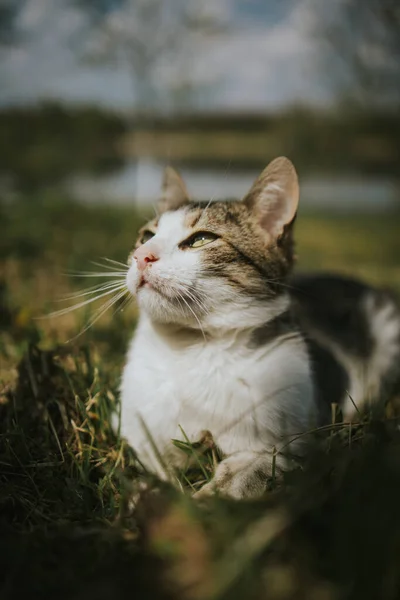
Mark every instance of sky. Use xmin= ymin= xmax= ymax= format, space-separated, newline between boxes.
xmin=0 ymin=0 xmax=333 ymax=112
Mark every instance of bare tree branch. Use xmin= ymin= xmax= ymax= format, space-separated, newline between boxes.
xmin=73 ymin=0 xmax=228 ymax=113
xmin=312 ymin=0 xmax=400 ymax=108
xmin=0 ymin=0 xmax=27 ymax=47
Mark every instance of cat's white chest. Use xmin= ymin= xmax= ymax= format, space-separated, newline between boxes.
xmin=120 ymin=318 xmax=314 ymax=475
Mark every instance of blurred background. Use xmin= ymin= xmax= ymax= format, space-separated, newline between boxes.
xmin=2 ymin=5 xmax=400 ymax=594
xmin=0 ymin=0 xmax=399 ymax=353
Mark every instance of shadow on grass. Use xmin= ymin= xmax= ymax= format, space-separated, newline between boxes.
xmin=1 ymin=198 xmax=400 ymax=598
xmin=1 ymin=342 xmax=400 ymax=600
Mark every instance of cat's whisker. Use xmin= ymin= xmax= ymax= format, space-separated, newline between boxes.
xmin=183 ymin=286 xmax=207 ymax=306
xmin=89 ymin=261 xmax=122 ymax=272
xmin=197 ymin=196 xmax=214 ymax=226
xmin=115 ymin=293 xmax=133 ymax=314
xmin=173 ymin=294 xmax=194 ymax=326
xmin=65 ymin=271 xmax=127 ymax=278
xmin=175 ymin=289 xmax=207 ymax=341
xmin=178 ymin=281 xmax=211 ymax=310
xmin=58 ymin=280 xmax=127 ymax=301
xmin=180 ymin=291 xmax=204 ymax=311
xmin=178 ymin=287 xmax=209 ymax=316
xmin=84 ymin=288 xmax=128 ymax=328
xmin=99 ymin=256 xmax=129 ymax=268
xmin=66 ymin=288 xmax=129 ymax=342
xmin=174 ymin=296 xmax=189 ymax=327
xmin=44 ymin=283 xmax=127 ymax=318
xmin=91 ymin=259 xmax=128 ymax=271
xmin=151 ymin=203 xmax=159 ymax=219
xmin=154 ymin=272 xmax=210 ymax=316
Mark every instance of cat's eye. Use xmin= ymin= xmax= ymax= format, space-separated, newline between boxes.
xmin=180 ymin=231 xmax=219 ymax=249
xmin=140 ymin=230 xmax=155 ymax=244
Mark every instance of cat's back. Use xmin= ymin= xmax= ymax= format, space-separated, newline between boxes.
xmin=289 ymin=273 xmax=400 ymax=416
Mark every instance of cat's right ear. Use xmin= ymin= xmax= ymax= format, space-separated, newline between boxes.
xmin=158 ymin=167 xmax=190 ymax=213
xmin=243 ymin=157 xmax=299 ymax=239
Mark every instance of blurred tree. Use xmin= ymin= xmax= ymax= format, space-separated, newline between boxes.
xmin=0 ymin=103 xmax=125 ymax=194
xmin=0 ymin=0 xmax=25 ymax=47
xmin=72 ymin=0 xmax=227 ymax=199
xmin=315 ymin=0 xmax=400 ymax=108
xmin=74 ymin=0 xmax=227 ymax=114
xmin=312 ymin=0 xmax=400 ymax=202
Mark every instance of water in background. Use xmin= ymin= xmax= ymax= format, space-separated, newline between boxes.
xmin=69 ymin=159 xmax=399 ymax=211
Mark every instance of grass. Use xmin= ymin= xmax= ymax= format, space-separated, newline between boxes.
xmin=1 ymin=194 xmax=400 ymax=600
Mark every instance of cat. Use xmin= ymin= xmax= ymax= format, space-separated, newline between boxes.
xmin=120 ymin=157 xmax=400 ymax=499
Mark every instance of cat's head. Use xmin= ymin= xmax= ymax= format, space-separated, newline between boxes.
xmin=126 ymin=157 xmax=299 ymax=330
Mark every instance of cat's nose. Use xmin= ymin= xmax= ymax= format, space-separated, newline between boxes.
xmin=133 ymin=246 xmax=159 ymax=272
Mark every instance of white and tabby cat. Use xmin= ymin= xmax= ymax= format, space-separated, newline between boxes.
xmin=120 ymin=157 xmax=400 ymax=499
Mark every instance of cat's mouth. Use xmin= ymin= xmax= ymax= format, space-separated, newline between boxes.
xmin=137 ymin=275 xmax=192 ymax=309
xmin=137 ymin=274 xmax=170 ymax=300
xmin=138 ymin=274 xmax=151 ymax=290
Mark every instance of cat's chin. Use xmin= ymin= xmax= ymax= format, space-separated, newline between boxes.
xmin=137 ymin=282 xmax=172 ymax=302
xmin=137 ymin=286 xmax=184 ymax=322
xmin=136 ymin=287 xmax=206 ymax=329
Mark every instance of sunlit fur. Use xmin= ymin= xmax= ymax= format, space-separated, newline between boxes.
xmin=119 ymin=159 xmax=400 ymax=499
xmin=121 ymin=158 xmax=318 ymax=498
xmin=126 ymin=208 xmax=292 ymax=333
xmin=52 ymin=159 xmax=400 ymax=499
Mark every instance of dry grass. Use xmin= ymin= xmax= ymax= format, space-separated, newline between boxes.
xmin=1 ymin=195 xmax=400 ymax=600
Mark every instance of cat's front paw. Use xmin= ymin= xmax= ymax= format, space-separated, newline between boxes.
xmin=193 ymin=451 xmax=272 ymax=500
xmin=192 ymin=481 xmax=216 ymax=500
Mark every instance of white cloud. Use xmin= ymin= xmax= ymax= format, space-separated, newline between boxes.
xmin=176 ymin=0 xmax=330 ymax=110
xmin=0 ymin=0 xmax=83 ymax=105
xmin=0 ymin=0 xmax=332 ymax=110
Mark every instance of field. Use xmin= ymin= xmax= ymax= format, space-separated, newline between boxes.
xmin=1 ymin=195 xmax=400 ymax=600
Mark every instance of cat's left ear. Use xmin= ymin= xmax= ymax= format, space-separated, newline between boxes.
xmin=158 ymin=166 xmax=190 ymax=213
xmin=243 ymin=157 xmax=299 ymax=238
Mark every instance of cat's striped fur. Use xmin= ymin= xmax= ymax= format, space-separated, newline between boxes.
xmin=120 ymin=158 xmax=400 ymax=499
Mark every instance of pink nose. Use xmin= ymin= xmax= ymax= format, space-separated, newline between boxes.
xmin=133 ymin=245 xmax=159 ymax=272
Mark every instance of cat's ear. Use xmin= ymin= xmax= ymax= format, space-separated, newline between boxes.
xmin=158 ymin=166 xmax=190 ymax=213
xmin=243 ymin=157 xmax=299 ymax=238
